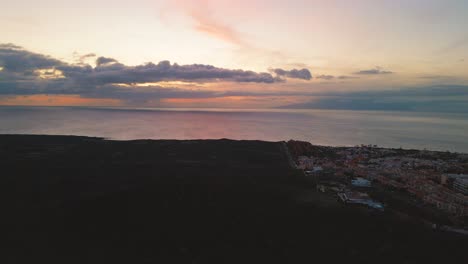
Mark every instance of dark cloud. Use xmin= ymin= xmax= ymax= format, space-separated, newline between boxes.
xmin=338 ymin=75 xmax=358 ymax=80
xmin=0 ymin=45 xmax=64 ymax=73
xmin=315 ymin=75 xmax=334 ymax=80
xmin=79 ymin=53 xmax=96 ymax=62
xmin=67 ymin=60 xmax=282 ymax=86
xmin=71 ymin=52 xmax=97 ymax=66
xmin=271 ymin=68 xmax=312 ymax=80
xmin=418 ymin=75 xmax=456 ymax=80
xmin=96 ymin=56 xmax=119 ymax=66
xmin=355 ymin=85 xmax=468 ymax=97
xmin=0 ymin=43 xmax=23 ymax=49
xmin=0 ymin=44 xmax=314 ymax=103
xmin=280 ymin=85 xmax=468 ymax=113
xmin=313 ymin=75 xmax=358 ymax=80
xmin=354 ymin=67 xmax=393 ymax=75
xmin=0 ymin=45 xmax=285 ymax=85
xmin=81 ymin=53 xmax=96 ymax=59
xmin=1 ymin=43 xmax=466 ymax=113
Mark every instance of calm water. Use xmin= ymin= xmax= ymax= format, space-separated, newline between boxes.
xmin=1 ymin=106 xmax=468 ymax=153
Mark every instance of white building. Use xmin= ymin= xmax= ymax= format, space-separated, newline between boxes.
xmin=351 ymin=178 xmax=371 ymax=187
xmin=453 ymin=178 xmax=468 ymax=195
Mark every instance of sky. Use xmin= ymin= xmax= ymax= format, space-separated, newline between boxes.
xmin=1 ymin=0 xmax=468 ymax=111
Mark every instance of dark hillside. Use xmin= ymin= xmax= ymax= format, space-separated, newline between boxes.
xmin=1 ymin=135 xmax=466 ymax=263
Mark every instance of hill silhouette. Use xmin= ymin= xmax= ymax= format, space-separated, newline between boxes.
xmin=1 ymin=135 xmax=466 ymax=263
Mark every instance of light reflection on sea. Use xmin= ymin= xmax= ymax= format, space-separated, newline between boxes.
xmin=1 ymin=106 xmax=468 ymax=153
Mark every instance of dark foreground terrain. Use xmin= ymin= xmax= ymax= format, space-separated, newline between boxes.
xmin=1 ymin=135 xmax=467 ymax=263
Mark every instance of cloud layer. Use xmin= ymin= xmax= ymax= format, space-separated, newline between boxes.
xmin=271 ymin=68 xmax=312 ymax=80
xmin=0 ymin=44 xmax=313 ymax=103
xmin=354 ymin=67 xmax=393 ymax=75
xmin=0 ymin=44 xmax=64 ymax=73
xmin=2 ymin=44 xmax=466 ymax=113
xmin=280 ymin=85 xmax=468 ymax=113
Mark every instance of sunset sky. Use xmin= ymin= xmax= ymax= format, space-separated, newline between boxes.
xmin=1 ymin=0 xmax=468 ymax=111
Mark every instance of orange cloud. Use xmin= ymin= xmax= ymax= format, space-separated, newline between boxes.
xmin=166 ymin=0 xmax=291 ymax=69
xmin=189 ymin=10 xmax=246 ymax=46
xmin=173 ymin=0 xmax=248 ymax=47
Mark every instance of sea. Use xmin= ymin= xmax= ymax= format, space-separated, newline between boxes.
xmin=1 ymin=106 xmax=468 ymax=153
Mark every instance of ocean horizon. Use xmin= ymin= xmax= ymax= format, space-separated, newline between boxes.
xmin=1 ymin=106 xmax=468 ymax=153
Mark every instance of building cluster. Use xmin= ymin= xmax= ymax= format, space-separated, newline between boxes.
xmin=297 ymin=145 xmax=468 ymax=219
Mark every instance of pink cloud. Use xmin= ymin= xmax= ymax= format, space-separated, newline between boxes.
xmin=171 ymin=0 xmax=251 ymax=47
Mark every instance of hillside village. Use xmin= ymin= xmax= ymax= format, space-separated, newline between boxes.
xmin=287 ymin=140 xmax=468 ymax=230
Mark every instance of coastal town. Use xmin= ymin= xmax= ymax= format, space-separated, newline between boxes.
xmin=287 ymin=140 xmax=468 ymax=231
